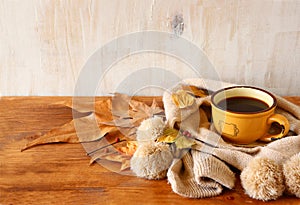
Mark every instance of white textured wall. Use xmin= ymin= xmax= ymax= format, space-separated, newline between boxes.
xmin=0 ymin=0 xmax=299 ymax=96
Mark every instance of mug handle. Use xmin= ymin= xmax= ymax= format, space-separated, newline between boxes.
xmin=259 ymin=114 xmax=290 ymax=142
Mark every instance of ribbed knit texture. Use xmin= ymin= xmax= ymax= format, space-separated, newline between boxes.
xmin=165 ymin=78 xmax=300 ymax=199
xmin=191 ymin=151 xmax=235 ymax=189
xmin=167 ymin=152 xmax=224 ymax=198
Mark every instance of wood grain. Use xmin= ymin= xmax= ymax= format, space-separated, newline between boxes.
xmin=0 ymin=0 xmax=299 ymax=96
xmin=1 ymin=96 xmax=300 ymax=205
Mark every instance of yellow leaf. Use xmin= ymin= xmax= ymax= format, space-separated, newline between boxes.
xmin=157 ymin=135 xmax=177 ymax=143
xmin=171 ymin=90 xmax=195 ymax=108
xmin=175 ymin=136 xmax=196 ymax=149
xmin=156 ymin=128 xmax=179 ymax=143
xmin=163 ymin=127 xmax=180 ymax=136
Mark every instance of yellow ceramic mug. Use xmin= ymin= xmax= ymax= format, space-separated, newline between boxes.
xmin=211 ymin=86 xmax=290 ymax=144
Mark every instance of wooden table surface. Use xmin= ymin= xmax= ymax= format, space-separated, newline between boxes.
xmin=1 ymin=96 xmax=300 ymax=205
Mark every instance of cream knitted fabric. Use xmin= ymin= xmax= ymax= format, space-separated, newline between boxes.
xmin=167 ymin=151 xmax=225 ymax=198
xmin=191 ymin=151 xmax=235 ymax=189
xmin=164 ymin=78 xmax=300 ymax=199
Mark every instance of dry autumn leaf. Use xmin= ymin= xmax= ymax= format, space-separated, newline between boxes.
xmin=129 ymin=98 xmax=163 ymax=123
xmin=90 ymin=151 xmax=132 ymax=171
xmin=116 ymin=141 xmax=138 ymax=156
xmin=53 ymin=97 xmax=97 ymax=113
xmin=171 ymin=90 xmax=195 ymax=108
xmin=156 ymin=128 xmax=180 ymax=143
xmin=87 ymin=138 xmax=136 ymax=158
xmin=104 ymin=153 xmax=132 ymax=171
xmin=100 ymin=93 xmax=164 ymax=137
xmin=89 ymin=150 xmax=119 ymax=165
xmin=22 ymin=94 xmax=162 ymax=172
xmin=21 ymin=114 xmax=117 ymax=151
xmin=180 ymin=85 xmax=209 ymax=98
xmin=175 ymin=136 xmax=196 ymax=149
xmin=88 ymin=140 xmax=138 ymax=171
xmin=157 ymin=128 xmax=195 ymax=149
xmin=110 ymin=93 xmax=131 ymax=118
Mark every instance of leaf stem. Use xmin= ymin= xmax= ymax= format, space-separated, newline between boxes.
xmin=87 ymin=139 xmax=126 ymax=156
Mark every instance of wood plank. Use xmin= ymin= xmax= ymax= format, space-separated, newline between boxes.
xmin=1 ymin=97 xmax=300 ymax=205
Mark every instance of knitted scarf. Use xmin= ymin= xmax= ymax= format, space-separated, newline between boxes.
xmin=164 ymin=78 xmax=300 ymax=198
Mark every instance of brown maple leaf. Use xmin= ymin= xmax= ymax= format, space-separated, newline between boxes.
xmin=99 ymin=93 xmax=164 ymax=138
xmin=21 ymin=113 xmax=117 ymax=151
xmin=88 ymin=140 xmax=137 ymax=172
xmin=129 ymin=98 xmax=163 ymax=124
xmin=22 ymin=94 xmax=163 ymax=173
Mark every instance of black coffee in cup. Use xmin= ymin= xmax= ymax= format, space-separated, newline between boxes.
xmin=217 ymin=96 xmax=269 ymax=113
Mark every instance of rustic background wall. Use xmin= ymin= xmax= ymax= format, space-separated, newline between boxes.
xmin=0 ymin=0 xmax=299 ymax=96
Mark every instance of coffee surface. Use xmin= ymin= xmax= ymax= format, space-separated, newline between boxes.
xmin=217 ymin=96 xmax=269 ymax=113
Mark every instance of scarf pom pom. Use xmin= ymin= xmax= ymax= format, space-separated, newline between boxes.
xmin=241 ymin=157 xmax=285 ymax=201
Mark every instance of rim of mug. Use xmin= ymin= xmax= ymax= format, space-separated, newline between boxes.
xmin=211 ymin=85 xmax=277 ymax=114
